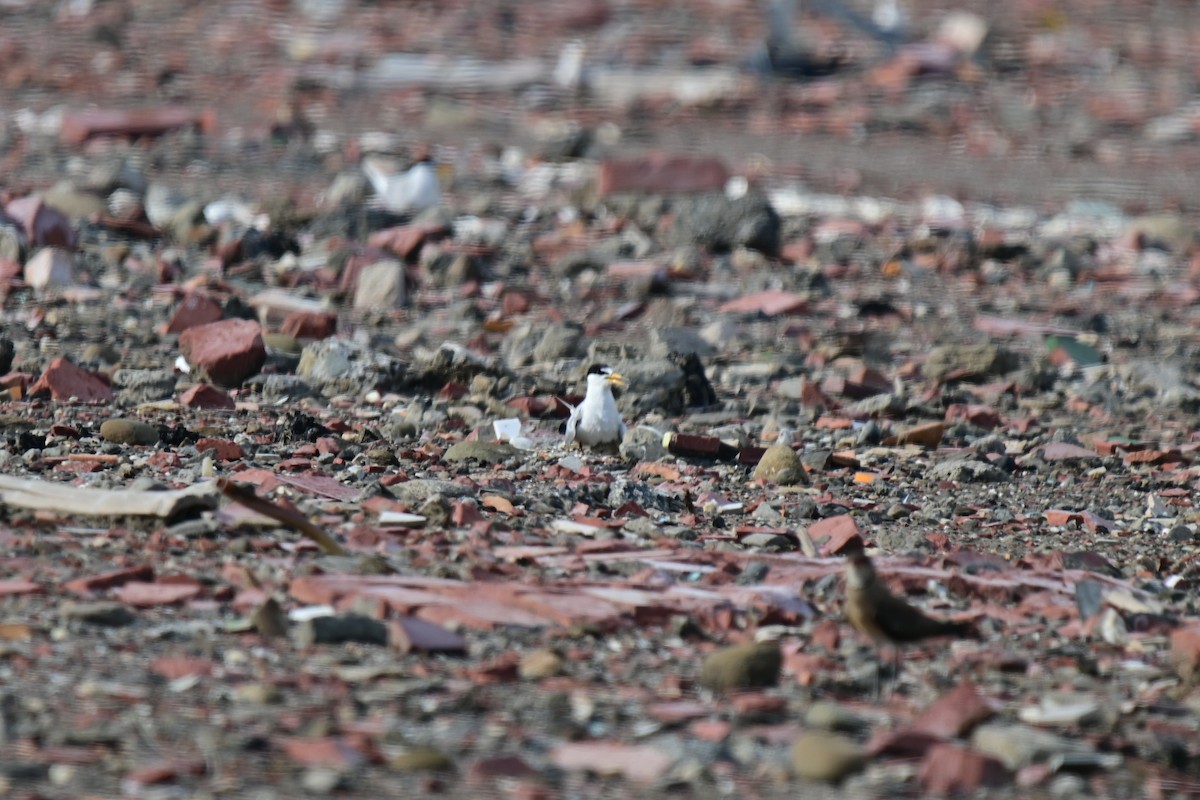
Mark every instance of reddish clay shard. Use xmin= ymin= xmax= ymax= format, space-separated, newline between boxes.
xmin=59 ymin=106 xmax=217 ymax=146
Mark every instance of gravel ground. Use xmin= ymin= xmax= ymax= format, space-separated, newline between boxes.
xmin=0 ymin=1 xmax=1199 ymax=799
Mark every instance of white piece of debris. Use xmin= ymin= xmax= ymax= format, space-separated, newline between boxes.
xmin=378 ymin=511 xmax=427 ymax=527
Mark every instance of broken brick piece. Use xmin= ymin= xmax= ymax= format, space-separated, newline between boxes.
xmin=179 ymin=383 xmax=235 ymax=410
xmin=29 ymin=357 xmax=114 ymax=403
xmin=167 ymin=292 xmax=223 ymax=334
xmin=598 ymin=154 xmax=729 ymax=196
xmin=281 ymin=310 xmax=337 ymax=340
xmin=178 ymin=318 xmax=266 ymax=387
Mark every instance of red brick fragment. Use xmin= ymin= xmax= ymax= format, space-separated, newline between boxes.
xmin=281 ymin=310 xmax=337 ymax=340
xmin=865 ymin=727 xmax=944 ymax=758
xmin=5 ymin=196 xmax=74 ymax=248
xmin=807 ymin=514 xmax=862 ymax=556
xmin=918 ymin=744 xmax=1008 ymax=794
xmin=149 ymin=656 xmax=214 ymax=680
xmin=729 ymin=692 xmax=786 ymax=717
xmin=179 ymin=383 xmax=235 ymax=410
xmin=502 ymin=290 xmax=532 ymax=315
xmin=912 ymin=681 xmax=995 ymax=738
xmin=59 ymin=106 xmax=216 ymax=146
xmin=598 ymin=153 xmax=729 ymax=195
xmin=65 ymin=564 xmax=154 ymax=595
xmin=29 ymin=357 xmax=113 ymax=403
xmin=178 ymin=318 xmax=266 ymax=387
xmin=112 ymin=581 xmax=202 ymax=607
xmin=945 ymin=403 xmax=1001 ymax=429
xmin=1039 ymin=442 xmax=1100 ymax=460
xmin=166 ymin=292 xmax=223 ymax=334
xmin=367 ymin=221 xmax=445 ymax=260
xmin=0 ymin=579 xmax=42 ymax=596
xmin=195 ymin=437 xmax=245 ymax=461
xmin=123 ymin=759 xmax=206 ymax=788
xmin=467 ymin=754 xmax=537 ymax=782
xmin=689 ymin=719 xmax=733 ymax=741
xmin=718 ymin=290 xmax=807 ymax=317
xmin=1170 ymin=624 xmax=1200 ymax=682
xmin=280 ymin=737 xmax=366 ymax=768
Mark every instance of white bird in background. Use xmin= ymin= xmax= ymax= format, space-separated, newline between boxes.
xmin=362 ymin=150 xmax=441 ymax=215
xmin=563 ymin=366 xmax=627 ymax=448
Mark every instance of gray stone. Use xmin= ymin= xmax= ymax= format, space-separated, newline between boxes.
xmin=673 ymin=192 xmax=781 ymax=256
xmin=391 ymin=479 xmax=474 ymax=504
xmin=144 ymin=184 xmax=205 ymax=243
xmin=698 ymin=641 xmax=781 ymax=692
xmin=971 ymin=723 xmax=1095 ymax=770
xmin=741 ymin=532 xmax=794 ymax=550
xmin=532 ymin=322 xmax=584 ymax=363
xmin=442 ymin=440 xmax=519 ymax=464
xmin=752 ymin=502 xmax=785 ymax=525
xmin=927 ymin=458 xmax=1009 ymax=483
xmin=42 ymin=181 xmax=107 ymax=218
xmin=111 ymin=369 xmax=178 ymax=405
xmin=98 ymin=418 xmax=158 ymax=446
xmin=804 ymin=701 xmax=866 ymax=732
xmin=752 ymin=443 xmax=808 ymax=485
xmin=353 ymin=259 xmax=405 ymax=310
xmin=790 ymin=731 xmax=864 ymax=782
xmin=774 ymin=377 xmax=808 ymax=401
xmin=619 ymin=426 xmax=668 ymax=462
xmin=874 ymin=527 xmax=931 ymax=554
xmin=924 ymin=344 xmax=1020 ymax=383
xmin=622 ymin=517 xmax=663 ymax=538
xmin=647 ymin=327 xmax=717 ymax=359
xmin=297 ymin=338 xmax=403 ymax=396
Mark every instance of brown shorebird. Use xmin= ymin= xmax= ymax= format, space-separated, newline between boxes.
xmin=844 ymin=542 xmax=977 ymax=696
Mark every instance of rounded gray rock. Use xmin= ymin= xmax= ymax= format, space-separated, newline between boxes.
xmin=99 ymin=418 xmax=158 ymax=446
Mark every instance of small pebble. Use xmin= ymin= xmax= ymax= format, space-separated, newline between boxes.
xmin=698 ymin=641 xmax=781 ymax=693
xmin=98 ymin=418 xmax=158 ymax=445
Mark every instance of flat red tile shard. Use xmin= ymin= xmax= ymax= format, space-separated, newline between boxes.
xmin=65 ymin=565 xmax=155 ymax=595
xmin=112 ymin=581 xmax=202 ymax=607
xmin=597 ymin=154 xmax=729 ymax=195
xmin=59 ymin=106 xmax=216 ymax=146
xmin=275 ymin=473 xmax=362 ymax=501
xmin=149 ymin=656 xmax=215 ymax=680
xmin=919 ymin=743 xmax=1009 ymax=794
xmin=123 ymin=758 xmax=207 ymax=788
xmin=467 ymin=754 xmax=538 ymax=782
xmin=718 ymin=290 xmax=808 ymax=317
xmin=913 ymin=681 xmax=996 ymax=738
xmin=0 ymin=579 xmax=43 ymax=596
xmin=279 ymin=737 xmax=367 ymax=768
xmin=1039 ymin=442 xmax=1100 ymax=460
